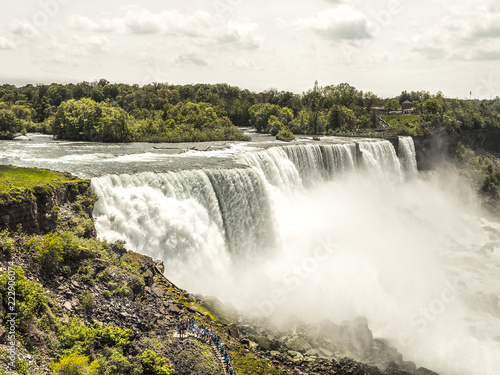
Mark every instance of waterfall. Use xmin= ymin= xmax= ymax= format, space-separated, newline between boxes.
xmin=236 ymin=143 xmax=357 ymax=189
xmin=357 ymin=140 xmax=402 ymax=177
xmin=92 ymin=139 xmax=411 ymax=264
xmin=398 ymin=136 xmax=418 ymax=175
xmin=88 ymin=138 xmax=500 ymax=375
xmin=92 ymin=168 xmax=277 ymax=261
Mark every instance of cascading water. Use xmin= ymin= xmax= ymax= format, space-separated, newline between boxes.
xmin=88 ymin=137 xmax=500 ymax=375
xmin=399 ymin=136 xmax=419 ymax=175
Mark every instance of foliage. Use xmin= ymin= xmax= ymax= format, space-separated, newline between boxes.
xmin=50 ymin=352 xmax=99 ymax=375
xmin=53 ymin=99 xmax=130 ymax=142
xmin=132 ymin=101 xmax=249 ymax=142
xmin=96 ymin=347 xmax=133 ymax=375
xmin=248 ymin=103 xmax=293 ymax=133
xmin=79 ymin=291 xmax=94 ymax=312
xmin=57 ymin=318 xmax=95 ymax=355
xmin=0 ymin=266 xmax=48 ymax=330
xmin=57 ymin=317 xmax=131 ymax=356
xmin=140 ymin=350 xmax=175 ymax=375
xmin=275 ymin=127 xmax=295 ymax=142
xmin=0 ymin=229 xmax=14 ymax=257
xmin=1 ymin=80 xmax=500 ymax=139
xmin=0 ymin=109 xmax=21 ymax=139
xmin=0 ymin=165 xmax=83 ymax=204
xmin=94 ymin=324 xmax=130 ymax=348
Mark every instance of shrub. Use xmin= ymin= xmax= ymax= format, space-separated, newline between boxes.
xmin=276 ymin=127 xmax=295 ymax=142
xmin=57 ymin=318 xmax=94 ymax=355
xmin=96 ymin=347 xmax=131 ymax=375
xmin=0 ymin=229 xmax=14 ymax=257
xmin=51 ymin=352 xmax=99 ymax=375
xmin=0 ymin=266 xmax=48 ymax=330
xmin=140 ymin=350 xmax=175 ymax=375
xmin=37 ymin=233 xmax=64 ymax=273
xmin=95 ymin=324 xmax=130 ymax=348
xmin=79 ymin=291 xmax=94 ymax=312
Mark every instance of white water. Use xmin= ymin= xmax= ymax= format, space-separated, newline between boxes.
xmin=399 ymin=136 xmax=419 ymax=176
xmin=91 ymin=138 xmax=500 ymax=375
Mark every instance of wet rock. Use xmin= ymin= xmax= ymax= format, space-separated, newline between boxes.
xmin=318 ymin=348 xmax=334 ymax=357
xmin=252 ymin=336 xmax=272 ymax=351
xmin=340 ymin=317 xmax=373 ymax=354
xmin=415 ymin=367 xmax=440 ymax=375
xmin=285 ymin=336 xmax=312 ymax=354
xmin=200 ymin=296 xmax=239 ymax=324
xmin=151 ymin=286 xmax=164 ymax=298
xmin=63 ymin=301 xmax=72 ymax=310
xmin=228 ymin=323 xmax=239 ymax=339
xmin=153 ymin=260 xmax=165 ymax=274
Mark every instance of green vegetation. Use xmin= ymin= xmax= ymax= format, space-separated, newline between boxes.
xmin=50 ymin=352 xmax=100 ymax=375
xmin=140 ymin=350 xmax=175 ymax=375
xmin=455 ymin=144 xmax=500 ymax=197
xmin=0 ymin=266 xmax=48 ymax=332
xmin=0 ymin=165 xmax=83 ymax=204
xmin=1 ymin=80 xmax=500 ymax=141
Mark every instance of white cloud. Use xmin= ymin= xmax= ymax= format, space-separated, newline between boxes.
xmin=295 ymin=6 xmax=372 ymax=41
xmin=74 ymin=35 xmax=112 ymax=55
xmin=67 ymin=7 xmax=263 ymax=51
xmin=174 ymin=52 xmax=210 ymax=66
xmin=8 ymin=20 xmax=40 ymax=39
xmin=410 ymin=1 xmax=500 ymax=62
xmin=67 ymin=15 xmax=125 ymax=33
xmin=0 ymin=37 xmax=16 ymax=50
xmin=229 ymin=58 xmax=253 ymax=69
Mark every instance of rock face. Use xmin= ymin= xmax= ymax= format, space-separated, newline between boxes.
xmin=413 ymin=129 xmax=500 ymax=170
xmin=0 ymin=180 xmax=95 ymax=234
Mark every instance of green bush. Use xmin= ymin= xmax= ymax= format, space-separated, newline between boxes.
xmin=57 ymin=318 xmax=94 ymax=355
xmin=95 ymin=324 xmax=130 ymax=348
xmin=79 ymin=291 xmax=94 ymax=312
xmin=0 ymin=229 xmax=14 ymax=257
xmin=0 ymin=266 xmax=48 ymax=330
xmin=96 ymin=347 xmax=132 ymax=375
xmin=37 ymin=233 xmax=64 ymax=272
xmin=140 ymin=350 xmax=175 ymax=375
xmin=51 ymin=352 xmax=99 ymax=375
xmin=276 ymin=127 xmax=295 ymax=142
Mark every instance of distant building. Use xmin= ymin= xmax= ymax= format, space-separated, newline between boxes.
xmin=401 ymin=100 xmax=414 ymax=113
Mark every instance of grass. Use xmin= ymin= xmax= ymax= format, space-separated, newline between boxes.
xmin=0 ymin=165 xmax=82 ymax=203
xmin=380 ymin=114 xmax=421 ymax=123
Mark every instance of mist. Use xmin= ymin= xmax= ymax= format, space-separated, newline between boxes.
xmin=92 ymin=140 xmax=500 ymax=375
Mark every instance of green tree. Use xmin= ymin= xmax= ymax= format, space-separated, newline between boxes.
xmin=53 ymin=99 xmax=130 ymax=142
xmin=0 ymin=109 xmax=20 ymax=139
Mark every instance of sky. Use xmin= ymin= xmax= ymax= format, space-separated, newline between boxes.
xmin=1 ymin=0 xmax=500 ymax=98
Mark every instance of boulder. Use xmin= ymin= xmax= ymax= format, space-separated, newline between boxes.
xmin=285 ymin=336 xmax=312 ymax=354
xmin=228 ymin=323 xmax=239 ymax=339
xmin=252 ymin=336 xmax=272 ymax=351
xmin=153 ymin=260 xmax=165 ymax=274
xmin=200 ymin=296 xmax=239 ymax=325
xmin=415 ymin=368 xmax=440 ymax=375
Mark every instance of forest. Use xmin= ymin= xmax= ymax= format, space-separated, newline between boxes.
xmin=1 ymin=79 xmax=500 ymax=142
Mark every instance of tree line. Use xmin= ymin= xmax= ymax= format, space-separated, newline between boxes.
xmin=1 ymin=80 xmax=500 ymax=141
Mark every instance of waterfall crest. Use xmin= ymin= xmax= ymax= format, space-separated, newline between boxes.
xmin=398 ymin=136 xmax=418 ymax=175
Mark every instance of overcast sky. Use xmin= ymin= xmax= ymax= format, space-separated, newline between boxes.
xmin=1 ymin=0 xmax=499 ymax=98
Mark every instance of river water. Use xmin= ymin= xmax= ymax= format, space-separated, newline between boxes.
xmin=1 ymin=134 xmax=499 ymax=375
